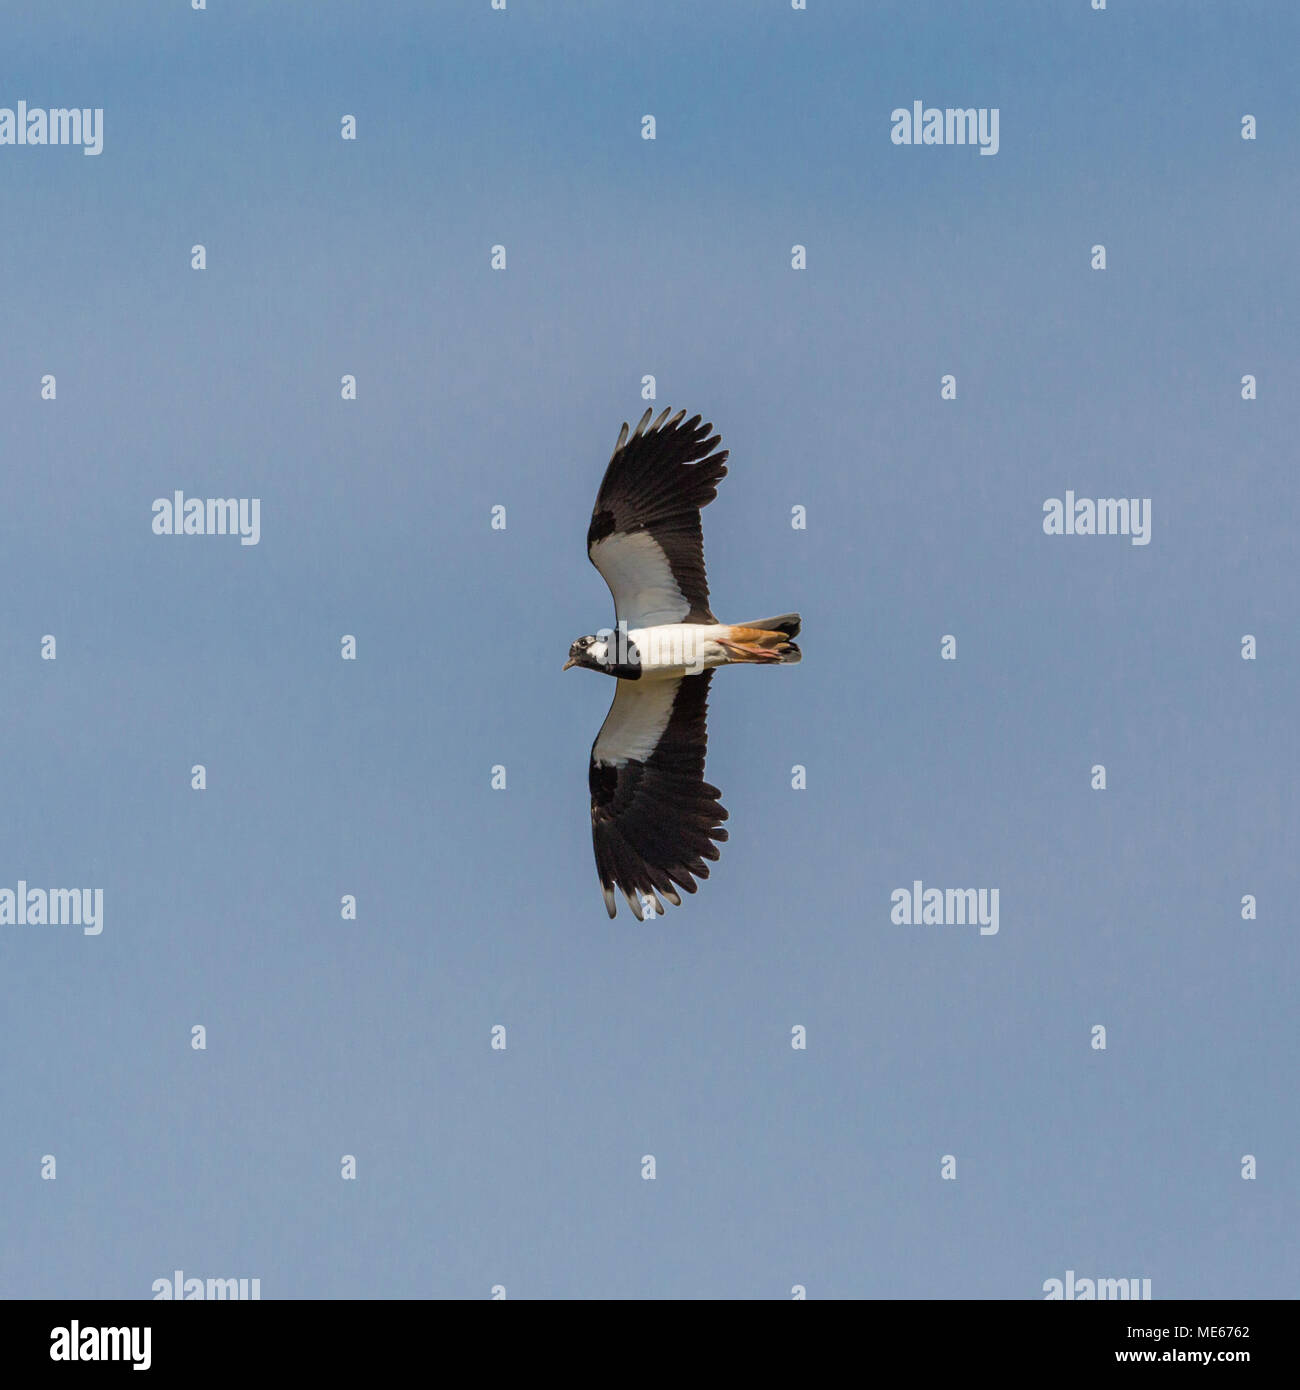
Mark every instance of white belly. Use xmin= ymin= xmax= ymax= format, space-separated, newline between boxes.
xmin=628 ymin=624 xmax=731 ymax=677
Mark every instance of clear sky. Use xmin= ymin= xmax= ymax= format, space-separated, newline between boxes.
xmin=1 ymin=0 xmax=1296 ymax=1299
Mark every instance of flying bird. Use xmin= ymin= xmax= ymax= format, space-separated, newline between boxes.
xmin=565 ymin=407 xmax=801 ymax=919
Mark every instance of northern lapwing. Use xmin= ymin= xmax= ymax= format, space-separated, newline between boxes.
xmin=565 ymin=408 xmax=801 ymax=919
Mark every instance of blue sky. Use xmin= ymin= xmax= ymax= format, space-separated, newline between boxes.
xmin=1 ymin=0 xmax=1296 ymax=1298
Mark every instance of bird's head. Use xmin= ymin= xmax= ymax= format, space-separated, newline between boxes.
xmin=563 ymin=634 xmax=611 ymax=673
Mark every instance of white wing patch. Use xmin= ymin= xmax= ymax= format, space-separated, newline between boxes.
xmin=589 ymin=531 xmax=689 ymax=628
xmin=593 ymin=678 xmax=681 ymax=766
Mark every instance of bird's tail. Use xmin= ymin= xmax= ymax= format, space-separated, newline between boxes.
xmin=721 ymin=613 xmax=802 ymax=665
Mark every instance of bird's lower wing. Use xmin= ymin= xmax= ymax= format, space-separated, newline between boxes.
xmin=588 ymin=672 xmax=728 ymax=919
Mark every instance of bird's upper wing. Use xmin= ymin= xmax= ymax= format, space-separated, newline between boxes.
xmin=589 ymin=671 xmax=728 ymax=919
xmin=587 ymin=407 xmax=729 ymax=628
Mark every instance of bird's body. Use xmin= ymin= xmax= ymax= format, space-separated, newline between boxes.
xmin=567 ymin=407 xmax=801 ymax=920
xmin=570 ymin=622 xmax=797 ymax=680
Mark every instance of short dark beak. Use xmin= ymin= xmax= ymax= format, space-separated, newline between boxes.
xmin=562 ymin=658 xmax=576 ymax=671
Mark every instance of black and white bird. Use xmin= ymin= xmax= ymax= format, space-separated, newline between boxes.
xmin=565 ymin=407 xmax=801 ymax=919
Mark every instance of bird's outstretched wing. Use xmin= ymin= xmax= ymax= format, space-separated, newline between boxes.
xmin=589 ymin=671 xmax=728 ymax=919
xmin=587 ymin=407 xmax=729 ymax=629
